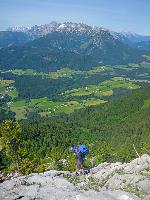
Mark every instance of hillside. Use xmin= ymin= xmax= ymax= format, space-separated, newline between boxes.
xmin=133 ymin=41 xmax=150 ymax=51
xmin=0 ymin=31 xmax=30 ymax=48
xmin=0 ymin=23 xmax=144 ymax=71
xmin=1 ymin=85 xmax=150 ymax=175
xmin=112 ymin=32 xmax=150 ymax=45
xmin=1 ymin=155 xmax=150 ymax=200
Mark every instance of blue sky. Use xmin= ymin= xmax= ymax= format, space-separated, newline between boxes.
xmin=0 ymin=0 xmax=150 ymax=35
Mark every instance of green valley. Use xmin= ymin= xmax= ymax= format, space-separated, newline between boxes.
xmin=1 ymin=61 xmax=150 ymax=121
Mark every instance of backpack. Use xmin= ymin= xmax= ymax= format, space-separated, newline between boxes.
xmin=78 ymin=144 xmax=89 ymax=156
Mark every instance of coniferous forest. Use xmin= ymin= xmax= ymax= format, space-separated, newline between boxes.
xmin=1 ymin=85 xmax=150 ymax=174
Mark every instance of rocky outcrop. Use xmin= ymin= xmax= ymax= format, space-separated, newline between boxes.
xmin=0 ymin=155 xmax=150 ymax=200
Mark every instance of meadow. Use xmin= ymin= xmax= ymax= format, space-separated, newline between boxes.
xmin=9 ymin=97 xmax=106 ymax=120
xmin=64 ymin=77 xmax=140 ymax=98
xmin=1 ymin=61 xmax=150 ymax=120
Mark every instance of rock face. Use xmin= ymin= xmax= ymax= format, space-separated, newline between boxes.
xmin=0 ymin=155 xmax=150 ymax=200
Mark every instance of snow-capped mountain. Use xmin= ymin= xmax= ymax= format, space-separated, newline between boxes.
xmin=0 ymin=22 xmax=143 ymax=72
xmin=7 ymin=22 xmax=111 ymax=40
xmin=7 ymin=22 xmax=150 ymax=45
xmin=7 ymin=26 xmax=30 ymax=33
xmin=111 ymin=31 xmax=150 ymax=45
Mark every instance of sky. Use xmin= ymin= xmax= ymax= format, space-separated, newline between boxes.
xmin=0 ymin=0 xmax=150 ymax=35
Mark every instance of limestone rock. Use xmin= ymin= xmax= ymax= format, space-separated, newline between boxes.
xmin=0 ymin=154 xmax=150 ymax=200
xmin=136 ymin=179 xmax=150 ymax=194
xmin=123 ymin=154 xmax=150 ymax=174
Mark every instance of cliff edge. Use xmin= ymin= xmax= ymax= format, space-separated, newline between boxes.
xmin=0 ymin=154 xmax=150 ymax=200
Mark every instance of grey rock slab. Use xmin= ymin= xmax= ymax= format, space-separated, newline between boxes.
xmin=104 ymin=174 xmax=144 ymax=190
xmin=1 ymin=155 xmax=150 ymax=200
xmin=143 ymin=195 xmax=150 ymax=200
xmin=35 ymin=184 xmax=79 ymax=200
xmin=124 ymin=155 xmax=150 ymax=174
xmin=42 ymin=170 xmax=70 ymax=177
xmin=52 ymin=177 xmax=75 ymax=189
xmin=136 ymin=179 xmax=150 ymax=194
xmin=24 ymin=174 xmax=53 ymax=186
xmin=78 ymin=190 xmax=141 ymax=200
xmin=0 ymin=178 xmax=20 ymax=190
xmin=93 ymin=163 xmax=124 ymax=180
xmin=19 ymin=184 xmax=40 ymax=198
xmin=91 ymin=162 xmax=110 ymax=174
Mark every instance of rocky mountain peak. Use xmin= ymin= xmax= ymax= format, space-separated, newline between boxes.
xmin=7 ymin=22 xmax=111 ymax=40
xmin=6 ymin=21 xmax=150 ymax=46
xmin=7 ymin=26 xmax=30 ymax=32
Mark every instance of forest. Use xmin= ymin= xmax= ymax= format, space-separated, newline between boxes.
xmin=0 ymin=85 xmax=150 ymax=174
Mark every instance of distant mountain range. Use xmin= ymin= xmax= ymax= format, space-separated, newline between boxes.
xmin=0 ymin=22 xmax=149 ymax=71
xmin=5 ymin=22 xmax=150 ymax=47
xmin=0 ymin=31 xmax=29 ymax=48
xmin=112 ymin=31 xmax=150 ymax=46
xmin=132 ymin=41 xmax=150 ymax=51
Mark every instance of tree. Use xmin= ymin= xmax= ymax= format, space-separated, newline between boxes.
xmin=0 ymin=120 xmax=26 ymax=172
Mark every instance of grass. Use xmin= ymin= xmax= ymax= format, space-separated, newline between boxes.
xmin=143 ymin=55 xmax=150 ymax=61
xmin=1 ymin=63 xmax=146 ymax=120
xmin=0 ymin=84 xmax=5 ymax=93
xmin=143 ymin=98 xmax=150 ymax=108
xmin=47 ymin=66 xmax=112 ymax=79
xmin=7 ymin=88 xmax=18 ymax=98
xmin=64 ymin=77 xmax=140 ymax=98
xmin=69 ymin=90 xmax=92 ymax=97
xmin=9 ymin=100 xmax=26 ymax=120
xmin=33 ymin=98 xmax=106 ymax=116
xmin=141 ymin=62 xmax=150 ymax=68
xmin=140 ymin=167 xmax=150 ymax=178
xmin=10 ymin=106 xmax=26 ymax=120
xmin=113 ymin=65 xmax=133 ymax=71
xmin=128 ymin=63 xmax=140 ymax=68
xmin=9 ymin=97 xmax=106 ymax=120
xmin=0 ymin=79 xmax=18 ymax=99
xmin=94 ymin=90 xmax=113 ymax=97
xmin=29 ymin=97 xmax=63 ymax=112
xmin=48 ymin=68 xmax=75 ymax=79
xmin=82 ymin=99 xmax=106 ymax=106
xmin=2 ymin=69 xmax=45 ymax=76
xmin=123 ymin=184 xmax=146 ymax=198
xmin=0 ymin=79 xmax=14 ymax=85
xmin=65 ymin=174 xmax=81 ymax=186
xmin=11 ymin=100 xmax=26 ymax=107
xmin=38 ymin=100 xmax=82 ymax=115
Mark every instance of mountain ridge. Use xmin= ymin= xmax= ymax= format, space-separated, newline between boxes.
xmin=0 ymin=22 xmax=144 ymax=71
xmin=7 ymin=22 xmax=150 ymax=44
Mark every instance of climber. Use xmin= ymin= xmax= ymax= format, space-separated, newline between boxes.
xmin=69 ymin=144 xmax=89 ymax=175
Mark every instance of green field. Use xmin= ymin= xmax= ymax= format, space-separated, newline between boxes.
xmin=9 ymin=97 xmax=107 ymax=120
xmin=1 ymin=61 xmax=150 ymax=120
xmin=30 ymin=98 xmax=106 ymax=115
xmin=9 ymin=100 xmax=26 ymax=120
xmin=143 ymin=98 xmax=150 ymax=108
xmin=10 ymin=106 xmax=27 ymax=120
xmin=0 ymin=79 xmax=17 ymax=98
xmin=82 ymin=99 xmax=106 ymax=106
xmin=47 ymin=66 xmax=112 ymax=79
xmin=47 ymin=68 xmax=75 ymax=79
xmin=141 ymin=62 xmax=150 ymax=68
xmin=64 ymin=77 xmax=140 ymax=98
xmin=7 ymin=88 xmax=18 ymax=98
xmin=2 ymin=69 xmax=45 ymax=76
xmin=113 ymin=65 xmax=133 ymax=71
